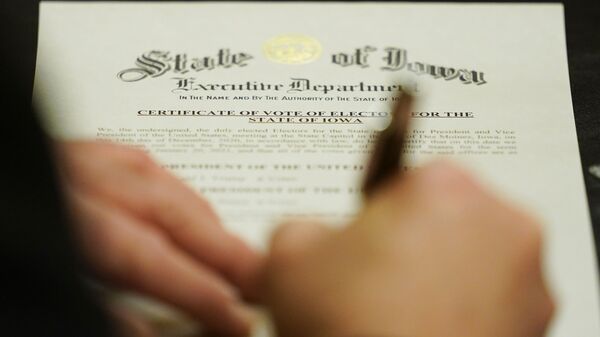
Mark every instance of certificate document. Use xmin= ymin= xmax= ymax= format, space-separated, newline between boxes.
xmin=34 ymin=2 xmax=599 ymax=336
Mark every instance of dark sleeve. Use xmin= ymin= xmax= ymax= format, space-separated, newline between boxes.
xmin=0 ymin=1 xmax=116 ymax=336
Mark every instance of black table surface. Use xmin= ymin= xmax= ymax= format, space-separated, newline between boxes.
xmin=7 ymin=0 xmax=600 ymax=263
xmin=563 ymin=0 xmax=600 ymax=265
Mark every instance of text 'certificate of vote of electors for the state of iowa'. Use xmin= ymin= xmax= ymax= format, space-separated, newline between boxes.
xmin=34 ymin=2 xmax=600 ymax=336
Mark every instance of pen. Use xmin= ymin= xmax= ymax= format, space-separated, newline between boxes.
xmin=362 ymin=91 xmax=414 ymax=198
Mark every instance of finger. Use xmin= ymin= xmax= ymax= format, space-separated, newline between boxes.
xmin=72 ymin=192 xmax=255 ymax=336
xmin=154 ymin=165 xmax=264 ymax=289
xmin=64 ymin=142 xmax=263 ymax=299
xmin=141 ymin=167 xmax=264 ymax=300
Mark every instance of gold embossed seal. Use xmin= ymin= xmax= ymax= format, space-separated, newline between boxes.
xmin=263 ymin=34 xmax=322 ymax=64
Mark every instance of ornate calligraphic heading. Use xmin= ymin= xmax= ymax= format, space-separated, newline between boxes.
xmin=117 ymin=47 xmax=487 ymax=86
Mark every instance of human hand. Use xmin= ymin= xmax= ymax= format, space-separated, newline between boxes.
xmin=56 ymin=140 xmax=262 ymax=336
xmin=261 ymin=161 xmax=554 ymax=337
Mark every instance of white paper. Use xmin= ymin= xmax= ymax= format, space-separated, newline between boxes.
xmin=35 ymin=2 xmax=600 ymax=336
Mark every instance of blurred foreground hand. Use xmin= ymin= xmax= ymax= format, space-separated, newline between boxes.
xmin=262 ymin=161 xmax=554 ymax=337
xmin=57 ymin=141 xmax=263 ymax=337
